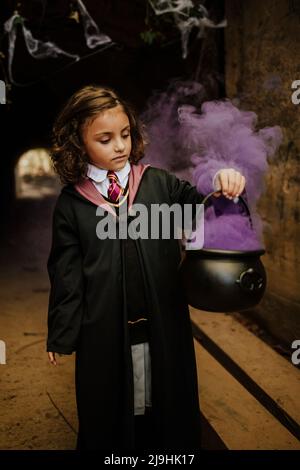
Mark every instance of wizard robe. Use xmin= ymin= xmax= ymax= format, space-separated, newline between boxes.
xmin=46 ymin=163 xmax=205 ymax=450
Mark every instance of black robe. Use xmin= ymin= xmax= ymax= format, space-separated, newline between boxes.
xmin=46 ymin=164 xmax=204 ymax=451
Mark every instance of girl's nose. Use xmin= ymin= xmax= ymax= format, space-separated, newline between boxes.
xmin=114 ymin=138 xmax=126 ymax=152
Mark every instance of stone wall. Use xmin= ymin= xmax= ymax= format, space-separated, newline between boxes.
xmin=225 ymin=0 xmax=300 ymax=344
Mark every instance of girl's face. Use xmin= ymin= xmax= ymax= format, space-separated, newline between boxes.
xmin=81 ymin=105 xmax=132 ymax=171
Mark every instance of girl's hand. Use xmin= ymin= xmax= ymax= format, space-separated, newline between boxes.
xmin=214 ymin=168 xmax=246 ymax=199
xmin=48 ymin=351 xmax=57 ymax=365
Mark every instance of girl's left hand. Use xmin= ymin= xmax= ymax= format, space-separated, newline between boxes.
xmin=214 ymin=168 xmax=246 ymax=199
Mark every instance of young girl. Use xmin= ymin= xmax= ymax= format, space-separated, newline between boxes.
xmin=46 ymin=85 xmax=245 ymax=451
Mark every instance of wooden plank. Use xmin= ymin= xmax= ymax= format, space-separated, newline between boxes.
xmin=194 ymin=340 xmax=300 ymax=450
xmin=190 ymin=308 xmax=300 ymax=426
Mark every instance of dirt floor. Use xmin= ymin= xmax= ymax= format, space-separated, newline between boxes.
xmin=0 ymin=187 xmax=78 ymax=450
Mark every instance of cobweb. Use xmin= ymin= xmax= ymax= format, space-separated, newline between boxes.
xmin=76 ymin=0 xmax=112 ymax=49
xmin=148 ymin=0 xmax=227 ymax=58
xmin=3 ymin=1 xmax=112 ymax=85
xmin=4 ymin=13 xmax=79 ymax=84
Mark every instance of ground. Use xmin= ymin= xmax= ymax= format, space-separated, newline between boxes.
xmin=0 ymin=189 xmax=78 ymax=450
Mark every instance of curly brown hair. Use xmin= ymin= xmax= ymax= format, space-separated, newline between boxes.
xmin=51 ymin=85 xmax=147 ymax=184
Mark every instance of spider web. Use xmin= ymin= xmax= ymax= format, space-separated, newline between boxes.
xmin=148 ymin=0 xmax=226 ymax=58
xmin=3 ymin=1 xmax=112 ymax=85
xmin=76 ymin=0 xmax=112 ymax=49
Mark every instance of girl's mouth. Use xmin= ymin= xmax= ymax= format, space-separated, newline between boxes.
xmin=112 ymin=155 xmax=127 ymax=161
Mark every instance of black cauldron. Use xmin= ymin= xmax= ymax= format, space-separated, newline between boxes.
xmin=179 ymin=192 xmax=267 ymax=312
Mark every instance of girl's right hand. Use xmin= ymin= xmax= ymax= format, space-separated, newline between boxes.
xmin=48 ymin=351 xmax=57 ymax=365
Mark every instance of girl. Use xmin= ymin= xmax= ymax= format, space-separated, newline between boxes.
xmin=46 ymin=85 xmax=245 ymax=451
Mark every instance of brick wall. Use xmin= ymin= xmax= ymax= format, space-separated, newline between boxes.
xmin=225 ymin=0 xmax=300 ymax=344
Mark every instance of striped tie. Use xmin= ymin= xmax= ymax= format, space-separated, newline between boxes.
xmin=107 ymin=170 xmax=123 ymax=203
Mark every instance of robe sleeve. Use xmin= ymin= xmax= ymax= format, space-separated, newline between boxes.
xmin=166 ymin=171 xmax=205 ymax=208
xmin=165 ymin=172 xmax=206 ymax=249
xmin=46 ymin=194 xmax=84 ymax=355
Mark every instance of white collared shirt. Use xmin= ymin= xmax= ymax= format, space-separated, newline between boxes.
xmin=86 ymin=161 xmax=131 ymax=198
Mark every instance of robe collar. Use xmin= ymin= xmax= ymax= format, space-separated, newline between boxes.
xmin=74 ymin=162 xmax=150 ymax=217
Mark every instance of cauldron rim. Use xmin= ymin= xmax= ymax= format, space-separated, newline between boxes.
xmin=185 ymin=248 xmax=266 ymax=258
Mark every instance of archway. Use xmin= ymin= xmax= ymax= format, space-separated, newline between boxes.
xmin=15 ymin=148 xmax=60 ymax=199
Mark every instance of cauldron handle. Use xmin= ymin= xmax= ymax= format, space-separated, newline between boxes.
xmin=201 ymin=191 xmax=253 ymax=229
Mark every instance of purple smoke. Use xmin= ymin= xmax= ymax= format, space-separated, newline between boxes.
xmin=142 ymin=83 xmax=282 ymax=251
xmin=142 ymin=80 xmax=207 ymax=181
xmin=178 ymin=100 xmax=282 ymax=249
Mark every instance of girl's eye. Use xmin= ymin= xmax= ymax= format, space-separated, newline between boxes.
xmin=99 ymin=134 xmax=130 ymax=144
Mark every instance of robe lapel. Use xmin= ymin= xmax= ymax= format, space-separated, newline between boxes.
xmin=74 ymin=163 xmax=150 ymax=217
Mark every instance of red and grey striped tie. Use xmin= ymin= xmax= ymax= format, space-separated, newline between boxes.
xmin=107 ymin=170 xmax=124 ymax=203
